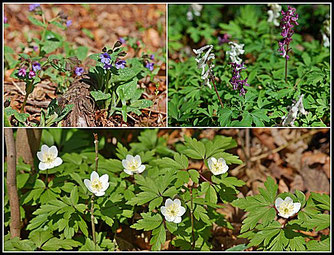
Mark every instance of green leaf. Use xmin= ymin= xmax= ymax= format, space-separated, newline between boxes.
xmin=188 ymin=169 xmax=200 ymax=184
xmin=130 ymin=99 xmax=153 ymax=109
xmin=29 ymin=230 xmax=52 ymax=248
xmin=28 ymin=15 xmax=46 ymax=27
xmin=148 ymin=197 xmax=163 ymax=211
xmin=70 ymin=186 xmax=79 ymax=205
xmin=150 ymin=223 xmax=166 ymax=251
xmin=90 ymin=90 xmax=111 ymax=101
xmin=131 ymin=213 xmax=163 ymax=231
xmin=183 ymin=136 xmax=206 ymax=159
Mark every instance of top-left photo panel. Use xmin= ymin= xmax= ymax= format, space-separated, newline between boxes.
xmin=4 ymin=3 xmax=167 ymax=127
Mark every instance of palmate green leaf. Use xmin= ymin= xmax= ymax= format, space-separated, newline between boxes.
xmin=310 ymin=192 xmax=330 ymax=210
xmin=193 ymin=205 xmax=211 ymax=224
xmin=240 ymin=206 xmax=274 ymax=233
xmin=148 ymin=196 xmax=163 ymax=211
xmin=226 ymin=244 xmax=247 ymax=251
xmin=42 ymin=238 xmax=81 ymax=251
xmin=150 ymin=223 xmax=166 ymax=251
xmin=29 ymin=229 xmax=53 ymax=248
xmin=268 ymin=229 xmax=289 ymax=251
xmin=131 ymin=212 xmax=163 ymax=231
xmin=175 ymin=171 xmax=190 ymax=188
xmin=127 ymin=191 xmax=158 ymax=206
xmin=154 ymin=153 xmax=188 ymax=171
xmin=264 ymin=176 xmax=278 ymax=204
xmin=4 ymin=236 xmax=37 ymax=251
xmin=306 ymin=237 xmax=330 ymax=251
xmin=135 ymin=174 xmax=160 ymax=195
xmin=188 ymin=169 xmax=200 ymax=184
xmin=183 ymin=136 xmax=206 ymax=159
xmin=204 ymin=135 xmax=238 ymax=158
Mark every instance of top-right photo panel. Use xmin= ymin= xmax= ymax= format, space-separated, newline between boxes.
xmin=168 ymin=4 xmax=330 ymax=127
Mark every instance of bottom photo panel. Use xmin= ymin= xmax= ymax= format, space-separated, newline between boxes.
xmin=4 ymin=128 xmax=330 ymax=251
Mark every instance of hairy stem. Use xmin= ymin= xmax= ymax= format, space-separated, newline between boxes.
xmin=210 ymin=74 xmax=224 ymax=109
xmin=20 ymin=93 xmax=29 ymax=113
xmin=5 ymin=128 xmax=21 ymax=238
xmin=285 ymin=42 xmax=290 ymax=83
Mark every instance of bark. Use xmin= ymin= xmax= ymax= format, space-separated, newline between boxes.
xmin=15 ymin=129 xmax=42 ymax=170
xmin=5 ymin=128 xmax=21 ymax=238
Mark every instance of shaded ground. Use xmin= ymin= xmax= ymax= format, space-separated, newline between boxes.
xmin=4 ymin=4 xmax=166 ymax=127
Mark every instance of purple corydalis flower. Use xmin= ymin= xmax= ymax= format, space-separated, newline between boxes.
xmin=32 ymin=62 xmax=41 ymax=72
xmin=75 ymin=67 xmax=84 ymax=76
xmin=115 ymin=60 xmax=126 ymax=69
xmin=29 ymin=4 xmax=40 ymax=12
xmin=66 ymin=20 xmax=72 ymax=27
xmin=100 ymin=52 xmax=111 ymax=64
xmin=218 ymin=33 xmax=230 ymax=45
xmin=18 ymin=68 xmax=27 ymax=77
xmin=28 ymin=70 xmax=36 ymax=79
xmin=119 ymin=37 xmax=126 ymax=44
xmin=229 ymin=62 xmax=249 ymax=96
xmin=145 ymin=62 xmax=154 ymax=71
xmin=278 ymin=6 xmax=298 ymax=60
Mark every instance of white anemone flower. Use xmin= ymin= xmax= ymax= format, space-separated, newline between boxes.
xmin=84 ymin=171 xmax=109 ymax=196
xmin=161 ymin=198 xmax=186 ymax=224
xmin=37 ymin=144 xmax=63 ymax=171
xmin=208 ymin=157 xmax=229 ymax=175
xmin=275 ymin=196 xmax=301 ymax=218
xmin=122 ymin=155 xmax=146 ymax=175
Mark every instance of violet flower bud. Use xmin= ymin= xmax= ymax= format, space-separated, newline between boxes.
xmin=18 ymin=68 xmax=27 ymax=77
xmin=145 ymin=62 xmax=154 ymax=71
xmin=28 ymin=70 xmax=36 ymax=79
xmin=75 ymin=67 xmax=84 ymax=76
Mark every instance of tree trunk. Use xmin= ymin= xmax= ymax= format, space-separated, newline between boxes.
xmin=16 ymin=129 xmax=42 ymax=170
xmin=5 ymin=128 xmax=21 ymax=238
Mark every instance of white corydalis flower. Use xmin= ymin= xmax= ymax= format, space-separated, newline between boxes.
xmin=37 ymin=144 xmax=63 ymax=171
xmin=208 ymin=157 xmax=229 ymax=175
xmin=186 ymin=4 xmax=202 ymax=21
xmin=275 ymin=196 xmax=301 ymax=218
xmin=161 ymin=198 xmax=186 ymax=224
xmin=193 ymin=45 xmax=215 ymax=89
xmin=282 ymin=94 xmax=308 ymax=127
xmin=227 ymin=42 xmax=245 ymax=65
xmin=122 ymin=155 xmax=146 ymax=175
xmin=84 ymin=171 xmax=109 ymax=196
xmin=267 ymin=4 xmax=282 ymax=27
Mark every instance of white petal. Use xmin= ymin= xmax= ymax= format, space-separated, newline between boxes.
xmin=48 ymin=161 xmax=55 ymax=169
xmin=41 ymin=144 xmax=49 ymax=154
xmin=95 ymin=191 xmax=105 ymax=197
xmin=177 ymin=206 xmax=186 ymax=216
xmin=134 ymin=155 xmax=141 ymax=165
xmin=173 ymin=216 xmax=182 ymax=224
xmin=53 ymin=157 xmax=63 ymax=167
xmin=284 ymin=196 xmax=293 ymax=204
xmin=164 ymin=214 xmax=174 ymax=222
xmin=137 ymin=165 xmax=146 ymax=173
xmin=173 ymin=199 xmax=181 ymax=206
xmin=37 ymin=151 xmax=44 ymax=161
xmin=100 ymin=174 xmax=109 ymax=184
xmin=84 ymin=179 xmax=93 ymax=193
xmin=222 ymin=165 xmax=229 ymax=173
xmin=126 ymin=155 xmax=133 ymax=161
xmin=91 ymin=171 xmax=99 ymax=181
xmin=165 ymin=198 xmax=173 ymax=207
xmin=49 ymin=146 xmax=58 ymax=157
xmin=160 ymin=206 xmax=167 ymax=216
xmin=122 ymin=159 xmax=129 ymax=169
xmin=124 ymin=169 xmax=134 ymax=175
xmin=275 ymin=197 xmax=283 ymax=209
xmin=39 ymin=162 xmax=47 ymax=170
xmin=293 ymin=203 xmax=301 ymax=214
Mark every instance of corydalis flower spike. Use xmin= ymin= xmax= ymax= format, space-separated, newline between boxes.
xmin=193 ymin=44 xmax=215 ymax=89
xmin=282 ymin=94 xmax=307 ymax=127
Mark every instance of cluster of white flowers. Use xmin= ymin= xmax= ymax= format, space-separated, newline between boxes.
xmin=84 ymin=171 xmax=110 ymax=197
xmin=267 ymin=4 xmax=282 ymax=27
xmin=282 ymin=94 xmax=308 ymax=127
xmin=186 ymin=4 xmax=202 ymax=21
xmin=275 ymin=196 xmax=301 ymax=218
xmin=322 ymin=19 xmax=330 ymax=48
xmin=207 ymin=157 xmax=229 ymax=175
xmin=226 ymin=42 xmax=245 ymax=65
xmin=193 ymin=45 xmax=216 ymax=89
xmin=37 ymin=145 xmax=63 ymax=171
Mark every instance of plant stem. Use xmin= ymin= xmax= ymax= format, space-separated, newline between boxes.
xmin=20 ymin=94 xmax=29 ymax=113
xmin=93 ymin=133 xmax=99 ymax=172
xmin=45 ymin=169 xmax=48 ymax=188
xmin=190 ymin=186 xmax=195 ymax=250
xmin=90 ymin=194 xmax=96 ymax=246
xmin=285 ymin=43 xmax=290 ymax=83
xmin=210 ymin=73 xmax=224 ymax=109
xmin=199 ymin=173 xmax=213 ymax=185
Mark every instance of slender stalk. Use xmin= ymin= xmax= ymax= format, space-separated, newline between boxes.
xmin=210 ymin=73 xmax=224 ymax=109
xmin=45 ymin=169 xmax=48 ymax=188
xmin=285 ymin=42 xmax=290 ymax=83
xmin=5 ymin=128 xmax=21 ymax=238
xmin=93 ymin=133 xmax=99 ymax=172
xmin=20 ymin=94 xmax=29 ymax=113
xmin=199 ymin=173 xmax=213 ymax=185
xmin=190 ymin=186 xmax=195 ymax=250
xmin=90 ymin=195 xmax=96 ymax=246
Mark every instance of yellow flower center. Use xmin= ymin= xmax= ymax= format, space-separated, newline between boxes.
xmin=279 ymin=201 xmax=294 ymax=216
xmin=167 ymin=203 xmax=179 ymax=217
xmin=91 ymin=179 xmax=103 ymax=191
xmin=128 ymin=160 xmax=139 ymax=171
xmin=43 ymin=153 xmax=54 ymax=163
xmin=212 ymin=161 xmax=223 ymax=173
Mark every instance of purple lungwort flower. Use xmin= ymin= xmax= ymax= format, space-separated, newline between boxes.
xmin=28 ymin=70 xmax=36 ymax=79
xmin=115 ymin=60 xmax=126 ymax=69
xmin=66 ymin=20 xmax=72 ymax=27
xmin=229 ymin=62 xmax=249 ymax=96
xmin=33 ymin=45 xmax=38 ymax=51
xmin=149 ymin=54 xmax=155 ymax=60
xmin=100 ymin=52 xmax=111 ymax=64
xmin=75 ymin=67 xmax=84 ymax=76
xmin=29 ymin=4 xmax=40 ymax=12
xmin=277 ymin=6 xmax=298 ymax=60
xmin=103 ymin=62 xmax=112 ymax=70
xmin=32 ymin=62 xmax=41 ymax=72
xmin=119 ymin=37 xmax=126 ymax=44
xmin=218 ymin=33 xmax=230 ymax=45
xmin=145 ymin=62 xmax=154 ymax=71
xmin=4 ymin=16 xmax=8 ymax=23
xmin=18 ymin=68 xmax=27 ymax=77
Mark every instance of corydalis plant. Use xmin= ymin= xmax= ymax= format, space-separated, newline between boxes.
xmin=193 ymin=45 xmax=224 ymax=108
xmin=227 ymin=42 xmax=249 ymax=96
xmin=278 ymin=5 xmax=298 ymax=82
